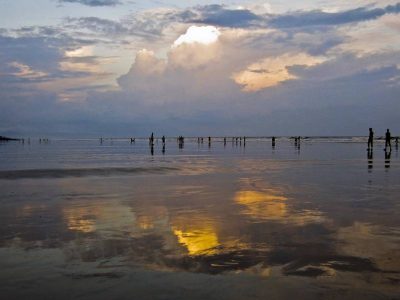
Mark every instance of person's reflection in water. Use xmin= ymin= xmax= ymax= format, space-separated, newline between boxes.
xmin=162 ymin=144 xmax=165 ymax=154
xmin=384 ymin=149 xmax=391 ymax=169
xmin=367 ymin=148 xmax=373 ymax=172
xmin=150 ymin=144 xmax=154 ymax=156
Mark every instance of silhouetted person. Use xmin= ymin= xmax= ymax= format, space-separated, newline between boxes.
xmin=367 ymin=128 xmax=374 ymax=149
xmin=130 ymin=138 xmax=135 ymax=143
xmin=162 ymin=135 xmax=166 ymax=145
xmin=367 ymin=149 xmax=373 ymax=170
xmin=224 ymin=137 xmax=226 ymax=146
xmin=385 ymin=149 xmax=391 ymax=169
xmin=150 ymin=144 xmax=154 ymax=156
xmin=149 ymin=132 xmax=154 ymax=146
xmin=385 ymin=129 xmax=391 ymax=151
xmin=272 ymin=136 xmax=276 ymax=148
xmin=178 ymin=136 xmax=184 ymax=149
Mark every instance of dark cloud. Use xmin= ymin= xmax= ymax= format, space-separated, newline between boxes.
xmin=269 ymin=3 xmax=400 ymax=28
xmin=173 ymin=3 xmax=400 ymax=29
xmin=188 ymin=4 xmax=262 ymax=28
xmin=58 ymin=0 xmax=121 ymax=7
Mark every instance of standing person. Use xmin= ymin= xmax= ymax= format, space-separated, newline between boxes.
xmin=272 ymin=136 xmax=276 ymax=147
xmin=162 ymin=135 xmax=166 ymax=145
xmin=385 ymin=129 xmax=392 ymax=151
xmin=368 ymin=128 xmax=374 ymax=149
xmin=149 ymin=132 xmax=154 ymax=146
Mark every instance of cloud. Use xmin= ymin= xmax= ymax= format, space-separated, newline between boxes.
xmin=173 ymin=25 xmax=220 ymax=47
xmin=269 ymin=3 xmax=400 ymax=28
xmin=58 ymin=0 xmax=121 ymax=7
xmin=1 ymin=2 xmax=400 ymax=137
xmin=8 ymin=62 xmax=48 ymax=79
xmin=232 ymin=53 xmax=326 ymax=92
xmin=189 ymin=5 xmax=262 ymax=28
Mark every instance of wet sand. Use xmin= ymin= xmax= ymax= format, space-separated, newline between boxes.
xmin=0 ymin=138 xmax=399 ymax=299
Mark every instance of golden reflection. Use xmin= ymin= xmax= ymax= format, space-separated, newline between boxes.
xmin=137 ymin=215 xmax=155 ymax=230
xmin=234 ymin=187 xmax=325 ymax=225
xmin=235 ymin=190 xmax=288 ymax=220
xmin=63 ymin=206 xmax=98 ymax=233
xmin=173 ymin=227 xmax=219 ymax=256
xmin=171 ymin=214 xmax=220 ymax=256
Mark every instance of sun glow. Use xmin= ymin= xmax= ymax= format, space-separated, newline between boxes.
xmin=173 ymin=26 xmax=221 ymax=47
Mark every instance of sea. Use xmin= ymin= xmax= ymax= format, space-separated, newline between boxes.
xmin=0 ymin=137 xmax=399 ymax=299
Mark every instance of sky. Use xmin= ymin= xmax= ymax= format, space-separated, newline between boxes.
xmin=0 ymin=0 xmax=399 ymax=137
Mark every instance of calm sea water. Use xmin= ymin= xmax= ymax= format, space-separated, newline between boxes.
xmin=0 ymin=138 xmax=399 ymax=299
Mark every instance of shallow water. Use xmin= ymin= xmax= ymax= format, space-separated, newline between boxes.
xmin=0 ymin=138 xmax=399 ymax=299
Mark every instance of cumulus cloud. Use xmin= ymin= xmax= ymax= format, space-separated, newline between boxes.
xmin=58 ymin=0 xmax=121 ymax=7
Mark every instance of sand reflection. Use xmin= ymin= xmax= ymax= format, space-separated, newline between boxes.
xmin=63 ymin=202 xmax=136 ymax=236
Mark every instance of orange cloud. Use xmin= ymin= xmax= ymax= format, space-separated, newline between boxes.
xmin=232 ymin=53 xmax=326 ymax=92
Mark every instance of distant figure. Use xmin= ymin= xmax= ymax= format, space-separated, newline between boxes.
xmin=368 ymin=128 xmax=374 ymax=149
xmin=201 ymin=137 xmax=204 ymax=144
xmin=197 ymin=137 xmax=200 ymax=144
xmin=208 ymin=136 xmax=211 ymax=144
xmin=224 ymin=137 xmax=226 ymax=146
xmin=150 ymin=144 xmax=154 ymax=156
xmin=272 ymin=136 xmax=276 ymax=147
xmin=385 ymin=129 xmax=391 ymax=151
xmin=149 ymin=132 xmax=154 ymax=146
xmin=243 ymin=136 xmax=246 ymax=144
xmin=100 ymin=138 xmax=103 ymax=144
xmin=162 ymin=135 xmax=166 ymax=145
xmin=130 ymin=138 xmax=135 ymax=143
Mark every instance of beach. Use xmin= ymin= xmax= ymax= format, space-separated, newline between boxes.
xmin=0 ymin=138 xmax=399 ymax=299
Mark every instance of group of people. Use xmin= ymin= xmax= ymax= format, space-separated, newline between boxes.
xmin=368 ymin=128 xmax=398 ymax=152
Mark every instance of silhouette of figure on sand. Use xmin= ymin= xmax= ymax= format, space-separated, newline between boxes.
xmin=178 ymin=136 xmax=184 ymax=149
xmin=368 ymin=128 xmax=374 ymax=149
xmin=385 ymin=129 xmax=392 ymax=151
xmin=272 ymin=136 xmax=276 ymax=148
xmin=162 ymin=135 xmax=166 ymax=145
xmin=149 ymin=132 xmax=154 ymax=146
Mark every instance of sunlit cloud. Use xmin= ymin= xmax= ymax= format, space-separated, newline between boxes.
xmin=233 ymin=53 xmax=327 ymax=92
xmin=173 ymin=25 xmax=221 ymax=47
xmin=8 ymin=62 xmax=47 ymax=79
